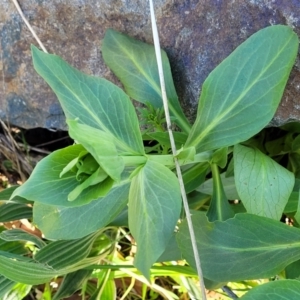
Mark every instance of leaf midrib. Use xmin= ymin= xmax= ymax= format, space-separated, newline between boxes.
xmin=35 ymin=52 xmax=140 ymax=155
xmin=189 ymin=33 xmax=294 ymax=149
xmin=111 ymin=35 xmax=187 ymax=132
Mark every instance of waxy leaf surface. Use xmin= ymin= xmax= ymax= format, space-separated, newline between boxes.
xmin=11 ymin=145 xmax=112 ymax=207
xmin=67 ymin=119 xmax=124 ymax=182
xmin=240 ymin=280 xmax=300 ymax=300
xmin=102 ymin=29 xmax=190 ymax=133
xmin=129 ymin=160 xmax=181 ymax=279
xmin=33 ymin=183 xmax=129 ymax=240
xmin=185 ymin=25 xmax=299 ymax=152
xmin=32 ymin=45 xmax=144 ymax=155
xmin=177 ymin=212 xmax=300 ymax=282
xmin=234 ymin=144 xmax=294 ymax=220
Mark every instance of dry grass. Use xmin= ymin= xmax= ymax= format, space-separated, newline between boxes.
xmin=0 ymin=120 xmax=35 ymax=183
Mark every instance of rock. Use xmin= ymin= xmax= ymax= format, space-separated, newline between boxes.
xmin=0 ymin=0 xmax=299 ymax=129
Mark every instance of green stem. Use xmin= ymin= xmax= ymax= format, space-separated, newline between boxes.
xmin=122 ymin=151 xmax=213 ymax=167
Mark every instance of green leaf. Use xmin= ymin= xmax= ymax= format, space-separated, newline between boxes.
xmin=206 ymin=163 xmax=234 ymax=221
xmin=211 ymin=147 xmax=228 ymax=168
xmin=53 ymin=269 xmax=93 ymax=300
xmin=177 ymin=212 xmax=300 ymax=282
xmin=198 ymin=174 xmax=239 ymax=200
xmin=0 ymin=251 xmax=106 ymax=285
xmin=0 ymin=229 xmax=46 ymax=249
xmin=0 ymin=255 xmax=61 ymax=285
xmin=0 ymin=276 xmax=16 ymax=298
xmin=128 ymin=160 xmax=181 ymax=279
xmin=0 ymin=186 xmax=31 ymax=204
xmin=187 ymin=191 xmax=210 ymax=210
xmin=68 ymin=167 xmax=110 ymax=201
xmin=145 ymin=132 xmax=188 ymax=148
xmin=11 ymin=144 xmax=113 ymax=207
xmin=0 ymin=203 xmax=32 ymax=222
xmin=102 ymin=29 xmax=191 ymax=133
xmin=289 ymin=152 xmax=300 ymax=178
xmin=185 ymin=25 xmax=299 ymax=152
xmin=284 ymin=189 xmax=299 ymax=213
xmin=293 ymin=188 xmax=300 ymax=225
xmin=2 ymin=282 xmax=31 ymax=300
xmin=156 ymin=233 xmax=182 ymax=262
xmin=182 ymin=162 xmax=209 ymax=194
xmin=67 ymin=119 xmax=124 ymax=182
xmin=176 ymin=147 xmax=196 ymax=165
xmin=34 ymin=232 xmax=102 ymax=269
xmin=31 ymin=45 xmax=144 ymax=155
xmin=33 ymin=183 xmax=129 ymax=240
xmin=239 ymin=280 xmax=300 ymax=300
xmin=285 ymin=260 xmax=300 ymax=279
xmin=234 ymin=144 xmax=294 ymax=220
xmin=0 ymin=229 xmax=28 ymax=256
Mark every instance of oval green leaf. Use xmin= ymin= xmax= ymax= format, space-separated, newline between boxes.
xmin=177 ymin=212 xmax=300 ymax=282
xmin=33 ymin=183 xmax=129 ymax=240
xmin=185 ymin=25 xmax=299 ymax=152
xmin=102 ymin=29 xmax=190 ymax=133
xmin=31 ymin=45 xmax=144 ymax=155
xmin=11 ymin=145 xmax=113 ymax=207
xmin=128 ymin=160 xmax=181 ymax=279
xmin=234 ymin=144 xmax=294 ymax=220
xmin=240 ymin=280 xmax=300 ymax=300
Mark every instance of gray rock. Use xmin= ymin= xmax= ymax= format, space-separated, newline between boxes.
xmin=0 ymin=0 xmax=299 ymax=129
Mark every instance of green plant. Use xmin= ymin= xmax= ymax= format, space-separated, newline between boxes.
xmin=0 ymin=23 xmax=299 ymax=299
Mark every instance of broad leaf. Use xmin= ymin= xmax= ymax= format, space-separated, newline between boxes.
xmin=33 ymin=183 xmax=129 ymax=240
xmin=128 ymin=160 xmax=181 ymax=279
xmin=11 ymin=145 xmax=113 ymax=207
xmin=157 ymin=233 xmax=182 ymax=262
xmin=102 ymin=29 xmax=191 ymax=133
xmin=185 ymin=25 xmax=299 ymax=152
xmin=146 ymin=132 xmax=188 ymax=149
xmin=234 ymin=144 xmax=294 ymax=220
xmin=32 ymin=45 xmax=144 ymax=155
xmin=177 ymin=212 xmax=300 ymax=282
xmin=240 ymin=280 xmax=300 ymax=300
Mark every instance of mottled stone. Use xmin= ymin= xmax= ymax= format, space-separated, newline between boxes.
xmin=0 ymin=0 xmax=299 ymax=129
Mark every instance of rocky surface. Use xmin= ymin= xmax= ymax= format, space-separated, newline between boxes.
xmin=0 ymin=0 xmax=300 ymax=129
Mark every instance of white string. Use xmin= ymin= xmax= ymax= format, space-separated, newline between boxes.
xmin=11 ymin=0 xmax=48 ymax=53
xmin=149 ymin=1 xmax=207 ymax=299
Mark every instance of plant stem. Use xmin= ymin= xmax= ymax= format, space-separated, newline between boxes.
xmin=122 ymin=151 xmax=213 ymax=167
xmin=149 ymin=1 xmax=207 ymax=299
